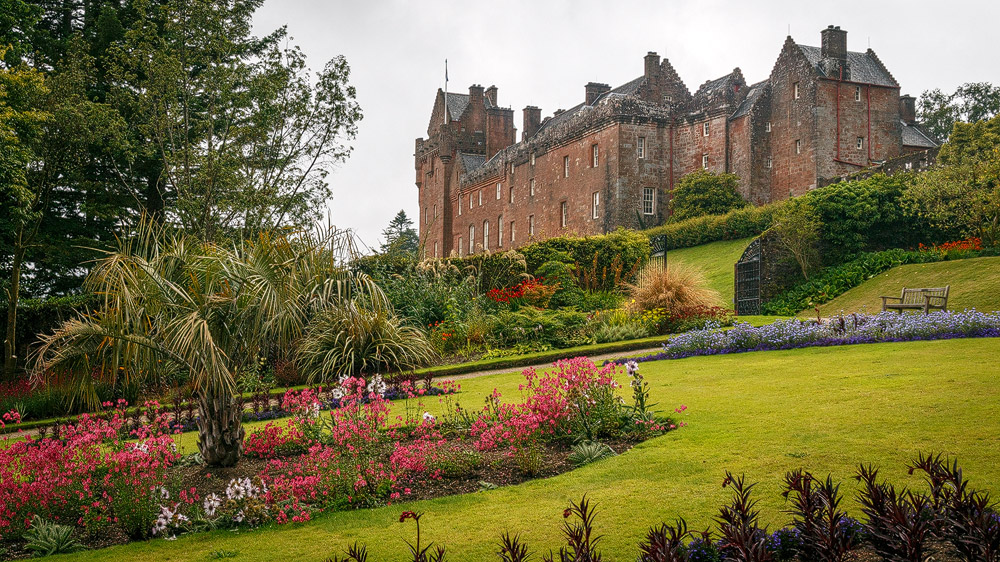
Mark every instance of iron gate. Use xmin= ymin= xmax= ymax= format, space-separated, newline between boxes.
xmin=734 ymin=238 xmax=761 ymax=316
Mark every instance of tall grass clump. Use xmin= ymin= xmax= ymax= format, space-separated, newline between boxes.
xmin=627 ymin=262 xmax=722 ymax=314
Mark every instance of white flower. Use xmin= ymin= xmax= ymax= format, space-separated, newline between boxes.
xmin=203 ymin=493 xmax=222 ymax=517
xmin=330 ymin=387 xmax=345 ymax=400
xmin=158 ymin=487 xmax=170 ymax=500
xmin=234 ymin=510 xmax=245 ymax=523
xmin=422 ymin=412 xmax=436 ymax=423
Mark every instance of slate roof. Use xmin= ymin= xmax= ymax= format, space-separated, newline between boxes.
xmin=445 ymin=92 xmax=470 ymax=121
xmin=901 ymin=122 xmax=939 ymax=148
xmin=796 ymin=45 xmax=898 ymax=87
xmin=536 ymin=102 xmax=590 ymax=134
xmin=731 ymin=80 xmax=769 ymax=119
xmin=459 ymin=152 xmax=486 ymax=172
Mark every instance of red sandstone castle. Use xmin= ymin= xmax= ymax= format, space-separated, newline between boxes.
xmin=414 ymin=25 xmax=938 ymax=258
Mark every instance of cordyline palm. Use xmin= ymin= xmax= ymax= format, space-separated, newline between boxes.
xmin=31 ymin=222 xmax=422 ymax=467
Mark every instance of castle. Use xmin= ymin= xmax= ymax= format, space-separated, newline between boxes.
xmin=413 ymin=25 xmax=939 ymax=258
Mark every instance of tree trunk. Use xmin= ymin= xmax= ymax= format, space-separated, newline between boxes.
xmin=196 ymin=386 xmax=245 ymax=467
xmin=3 ymin=245 xmax=26 ymax=379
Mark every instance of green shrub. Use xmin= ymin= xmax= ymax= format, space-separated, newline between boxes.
xmin=644 ymin=204 xmax=781 ymax=251
xmin=670 ymin=170 xmax=748 ymax=220
xmin=519 ymin=229 xmax=650 ymax=290
xmin=534 ymin=259 xmax=585 ymax=309
xmin=593 ymin=322 xmax=649 ymax=344
xmin=23 ymin=515 xmax=86 ymax=556
xmin=487 ymin=308 xmax=593 ymax=350
xmin=568 ymin=441 xmax=617 ymax=467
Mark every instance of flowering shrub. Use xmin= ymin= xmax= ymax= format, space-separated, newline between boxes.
xmin=244 ymin=419 xmax=310 ymax=459
xmin=919 ymin=237 xmax=983 ymax=253
xmin=619 ymin=310 xmax=1000 ymax=366
xmin=0 ymin=403 xmax=179 ymax=540
xmin=470 ymin=357 xmax=676 ymax=451
xmin=486 ymin=278 xmax=550 ymax=306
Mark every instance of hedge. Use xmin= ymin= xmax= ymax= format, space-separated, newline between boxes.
xmin=0 ymin=293 xmax=97 ymax=373
xmin=643 ymin=203 xmax=781 ymax=251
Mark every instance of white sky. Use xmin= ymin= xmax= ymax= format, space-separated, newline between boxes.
xmin=252 ymin=0 xmax=999 ymax=250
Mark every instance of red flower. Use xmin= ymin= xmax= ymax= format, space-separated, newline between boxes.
xmin=399 ymin=510 xmax=418 ymax=523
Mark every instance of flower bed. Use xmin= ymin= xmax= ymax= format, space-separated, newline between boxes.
xmin=615 ymin=310 xmax=1000 ymax=366
xmin=0 ymin=359 xmax=681 ymax=555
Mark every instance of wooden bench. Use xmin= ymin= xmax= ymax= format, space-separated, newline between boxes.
xmin=880 ymin=286 xmax=950 ymax=314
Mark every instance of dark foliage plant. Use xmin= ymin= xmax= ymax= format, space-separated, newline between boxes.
xmin=854 ymin=464 xmax=935 ymax=562
xmin=716 ymin=472 xmax=773 ymax=562
xmin=544 ymin=496 xmax=603 ymax=562
xmin=782 ymin=470 xmax=860 ymax=562
xmin=637 ymin=518 xmax=689 ymax=562
xmin=498 ymin=532 xmax=531 ymax=562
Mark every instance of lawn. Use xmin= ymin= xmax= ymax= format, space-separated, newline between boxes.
xmin=813 ymin=256 xmax=1000 ymax=317
xmin=58 ymin=336 xmax=1000 ymax=561
xmin=665 ymin=237 xmax=754 ymax=306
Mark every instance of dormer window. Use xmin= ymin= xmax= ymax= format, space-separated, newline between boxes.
xmin=530 ymin=153 xmax=535 ymax=166
xmin=703 ymin=122 xmax=710 ymax=137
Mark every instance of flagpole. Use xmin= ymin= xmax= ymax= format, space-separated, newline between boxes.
xmin=444 ymin=59 xmax=449 ymax=125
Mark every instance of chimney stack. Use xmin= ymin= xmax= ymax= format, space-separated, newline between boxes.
xmin=522 ymin=106 xmax=541 ymax=140
xmin=485 ymin=85 xmax=498 ymax=107
xmin=644 ymin=52 xmax=661 ymax=86
xmin=899 ymin=94 xmax=917 ymax=125
xmin=585 ymin=82 xmax=611 ymax=105
xmin=820 ymin=25 xmax=849 ymax=78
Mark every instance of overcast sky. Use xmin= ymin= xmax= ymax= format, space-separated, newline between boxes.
xmin=252 ymin=0 xmax=999 ymax=250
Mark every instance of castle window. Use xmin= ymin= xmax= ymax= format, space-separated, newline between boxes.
xmin=478 ymin=190 xmax=483 ymax=206
xmin=857 ymin=136 xmax=864 ymax=150
xmin=793 ymin=82 xmax=800 ymax=99
xmin=469 ymin=225 xmax=475 ymax=252
xmin=637 ymin=136 xmax=646 ymax=159
xmin=510 ymin=220 xmax=515 ymax=243
xmin=469 ymin=194 xmax=473 ymax=209
xmin=703 ymin=122 xmax=710 ymax=137
xmin=458 ymin=236 xmax=464 ymax=257
xmin=434 ymin=241 xmax=438 ymax=258
xmin=496 ymin=182 xmax=501 ymax=200
xmin=592 ymin=144 xmax=599 ymax=167
xmin=592 ymin=192 xmax=600 ymax=219
xmin=497 ymin=215 xmax=503 ymax=247
xmin=528 ymin=215 xmax=535 ymax=236
xmin=642 ymin=187 xmax=655 ymax=215
xmin=766 ymin=121 xmax=772 ymax=133
xmin=855 ymin=86 xmax=861 ymax=101
xmin=702 ymin=154 xmax=709 ymax=169
xmin=767 ymin=156 xmax=773 ymax=169
xmin=510 ymin=163 xmax=514 ymax=175
xmin=458 ymin=197 xmax=462 ymax=216
xmin=795 ymin=139 xmax=802 ymax=154
xmin=561 ymin=201 xmax=568 ymax=227
xmin=530 ymin=178 xmax=535 ymax=197
xmin=530 ymin=153 xmax=535 ymax=166
xmin=509 ymin=185 xmax=514 ymax=203
xmin=433 ymin=204 xmax=438 ymax=219
xmin=483 ymin=220 xmax=489 ymax=251
xmin=563 ymin=156 xmax=570 ymax=178
xmin=905 ymin=161 xmax=913 ymax=170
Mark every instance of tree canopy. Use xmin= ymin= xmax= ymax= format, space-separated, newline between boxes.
xmin=919 ymin=82 xmax=1000 ymax=141
xmin=669 ymin=170 xmax=748 ymax=221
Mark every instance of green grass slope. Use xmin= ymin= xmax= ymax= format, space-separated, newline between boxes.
xmin=665 ymin=237 xmax=753 ymax=307
xmin=814 ymin=256 xmax=1000 ymax=317
xmin=59 ymin=337 xmax=1000 ymax=562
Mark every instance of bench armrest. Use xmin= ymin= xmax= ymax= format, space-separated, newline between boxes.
xmin=880 ymin=296 xmax=902 ymax=303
